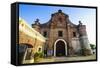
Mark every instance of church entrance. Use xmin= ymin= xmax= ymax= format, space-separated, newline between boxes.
xmin=54 ymin=39 xmax=67 ymax=57
xmin=56 ymin=41 xmax=65 ymax=56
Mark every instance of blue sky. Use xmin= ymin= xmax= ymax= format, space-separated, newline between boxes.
xmin=19 ymin=4 xmax=96 ymax=44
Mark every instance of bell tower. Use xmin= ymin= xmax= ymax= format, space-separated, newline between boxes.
xmin=32 ymin=19 xmax=41 ymax=33
xmin=78 ymin=21 xmax=93 ymax=55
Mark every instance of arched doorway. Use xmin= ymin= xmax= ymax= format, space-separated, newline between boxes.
xmin=56 ymin=41 xmax=65 ymax=56
xmin=54 ymin=39 xmax=67 ymax=57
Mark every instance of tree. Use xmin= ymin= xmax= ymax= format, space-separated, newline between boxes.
xmin=90 ymin=44 xmax=96 ymax=50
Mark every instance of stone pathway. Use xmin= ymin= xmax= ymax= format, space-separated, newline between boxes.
xmin=38 ymin=54 xmax=96 ymax=63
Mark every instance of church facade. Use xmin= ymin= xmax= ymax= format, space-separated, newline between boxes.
xmin=32 ymin=10 xmax=92 ymax=57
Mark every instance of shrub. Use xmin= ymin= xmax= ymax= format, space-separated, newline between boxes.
xmin=90 ymin=44 xmax=96 ymax=50
xmin=38 ymin=52 xmax=44 ymax=58
xmin=34 ymin=52 xmax=44 ymax=62
xmin=34 ymin=52 xmax=40 ymax=58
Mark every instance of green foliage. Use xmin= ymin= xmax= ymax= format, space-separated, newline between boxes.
xmin=90 ymin=44 xmax=96 ymax=50
xmin=34 ymin=52 xmax=39 ymax=58
xmin=39 ymin=52 xmax=44 ymax=58
xmin=34 ymin=52 xmax=44 ymax=62
xmin=34 ymin=52 xmax=44 ymax=58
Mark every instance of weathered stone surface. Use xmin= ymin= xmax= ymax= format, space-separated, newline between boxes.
xmin=18 ymin=18 xmax=46 ymax=64
xmin=32 ymin=10 xmax=92 ymax=56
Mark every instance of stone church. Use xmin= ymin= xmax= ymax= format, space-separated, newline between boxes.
xmin=32 ymin=10 xmax=92 ymax=57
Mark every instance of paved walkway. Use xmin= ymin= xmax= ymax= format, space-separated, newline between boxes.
xmin=38 ymin=54 xmax=96 ymax=63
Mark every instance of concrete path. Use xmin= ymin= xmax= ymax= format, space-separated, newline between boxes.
xmin=38 ymin=54 xmax=96 ymax=63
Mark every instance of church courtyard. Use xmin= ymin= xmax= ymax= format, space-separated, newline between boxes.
xmin=34 ymin=54 xmax=96 ymax=63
